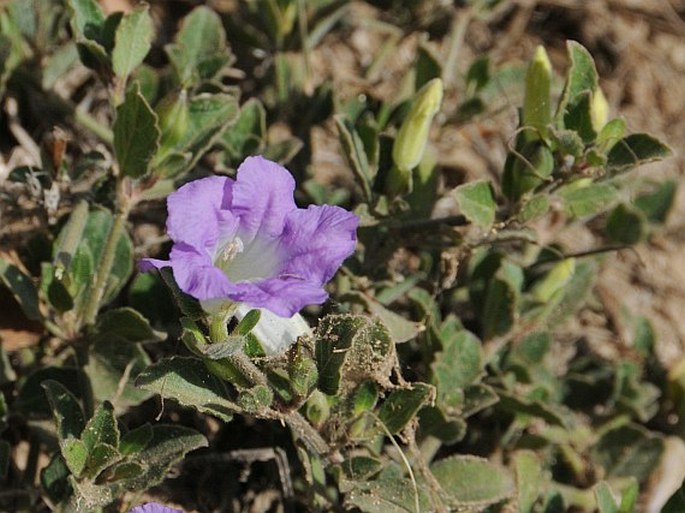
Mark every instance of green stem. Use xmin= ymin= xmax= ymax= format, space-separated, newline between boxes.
xmin=81 ymin=180 xmax=131 ymax=328
xmin=207 ymin=310 xmax=330 ymax=456
xmin=73 ymin=107 xmax=114 ymax=145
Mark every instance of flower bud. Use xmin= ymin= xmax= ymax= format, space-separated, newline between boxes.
xmin=523 ymin=45 xmax=552 ymax=141
xmin=590 ymin=87 xmax=609 ymax=132
xmin=391 ymin=78 xmax=443 ymax=179
xmin=532 ymin=258 xmax=576 ymax=302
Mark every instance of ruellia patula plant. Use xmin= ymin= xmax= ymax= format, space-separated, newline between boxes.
xmin=0 ymin=1 xmax=681 ymax=512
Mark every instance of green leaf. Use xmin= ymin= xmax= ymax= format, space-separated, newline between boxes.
xmin=352 ymin=293 xmax=423 ymax=343
xmin=158 ymin=267 xmax=205 ymax=320
xmin=62 ymin=438 xmax=88 ymax=477
xmin=112 ymin=3 xmax=153 ymax=80
xmin=466 ymin=55 xmax=490 ymax=92
xmin=342 ymin=455 xmax=383 ymax=480
xmin=431 ymin=455 xmax=515 ymax=508
xmin=335 ymin=115 xmax=374 ymax=200
xmin=345 ymin=465 xmax=430 ymax=513
xmin=113 ymin=83 xmax=160 ymax=178
xmin=377 ymin=383 xmax=434 ymax=434
xmin=432 ymin=329 xmax=483 ymax=412
xmin=558 ymin=182 xmax=619 ymax=218
xmin=597 ymin=118 xmax=626 ymax=151
xmin=518 ymin=194 xmax=550 ymax=223
xmin=15 ymin=367 xmax=88 ymax=419
xmin=136 ymin=356 xmax=238 ymax=421
xmin=40 ymin=453 xmax=71 ymax=503
xmin=515 ymin=451 xmax=543 ymax=513
xmin=592 ymin=424 xmax=663 ymax=481
xmin=417 ymin=406 xmax=466 ymax=444
xmin=156 ymin=92 xmax=239 ymax=178
xmin=619 ymin=478 xmax=639 ymax=513
xmin=118 ymin=424 xmax=207 ymax=493
xmin=0 ymin=257 xmax=42 ymax=321
xmin=634 ymin=180 xmax=677 ymax=223
xmin=120 ymin=423 xmax=153 ymax=456
xmin=564 ymin=92 xmax=596 ymax=143
xmin=415 ymin=44 xmax=441 ymax=90
xmin=607 ymin=133 xmax=672 ymax=172
xmin=315 ymin=315 xmax=396 ymax=396
xmin=42 ymin=380 xmax=85 ymax=441
xmin=166 ymin=6 xmax=230 ymax=85
xmin=53 ymin=199 xmax=89 ymax=281
xmin=482 ymin=260 xmax=523 ymax=338
xmin=315 ymin=315 xmax=368 ymax=395
xmin=85 ymin=335 xmax=153 ymax=409
xmin=594 ymin=481 xmax=618 ymax=513
xmin=605 ymin=203 xmax=646 ymax=245
xmin=454 ymin=180 xmax=496 ymax=230
xmin=221 ymin=98 xmax=266 ymax=161
xmin=81 ymin=401 xmax=119 ymax=451
xmin=237 ymin=309 xmax=261 ymax=335
xmin=557 ymin=41 xmax=598 ymax=117
xmin=95 ymin=307 xmax=164 ymax=343
xmin=84 ymin=442 xmax=120 ymax=479
xmin=67 ymin=0 xmax=105 ymax=41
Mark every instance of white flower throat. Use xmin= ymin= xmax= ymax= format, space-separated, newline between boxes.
xmin=215 ymin=235 xmax=281 ymax=282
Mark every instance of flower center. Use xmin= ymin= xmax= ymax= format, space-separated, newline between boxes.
xmin=214 ymin=235 xmax=281 ymax=283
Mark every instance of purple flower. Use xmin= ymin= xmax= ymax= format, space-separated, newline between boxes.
xmin=129 ymin=504 xmax=183 ymax=513
xmin=140 ymin=156 xmax=358 ymax=317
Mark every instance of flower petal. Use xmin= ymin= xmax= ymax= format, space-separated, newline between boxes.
xmin=128 ymin=503 xmax=183 ymax=513
xmin=166 ymin=176 xmax=237 ymax=251
xmin=167 ymin=243 xmax=236 ymax=301
xmin=235 ymin=304 xmax=312 ymax=355
xmin=280 ymin=204 xmax=359 ymax=284
xmin=229 ymin=277 xmax=328 ymax=318
xmin=232 ymin=156 xmax=296 ymax=243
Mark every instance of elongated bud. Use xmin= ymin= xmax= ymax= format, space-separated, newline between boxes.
xmin=523 ymin=45 xmax=552 ymax=141
xmin=392 ymin=78 xmax=443 ymax=174
xmin=156 ymin=89 xmax=189 ymax=152
xmin=235 ymin=304 xmax=312 ymax=355
xmin=532 ymin=258 xmax=576 ymax=302
xmin=590 ymin=87 xmax=609 ymax=132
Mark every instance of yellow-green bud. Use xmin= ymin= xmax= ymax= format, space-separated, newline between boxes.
xmin=532 ymin=258 xmax=576 ymax=303
xmin=523 ymin=45 xmax=552 ymax=141
xmin=590 ymin=87 xmax=609 ymax=132
xmin=392 ymin=78 xmax=443 ymax=174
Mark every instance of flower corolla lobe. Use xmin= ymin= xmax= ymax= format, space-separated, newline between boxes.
xmin=140 ymin=156 xmax=358 ymax=317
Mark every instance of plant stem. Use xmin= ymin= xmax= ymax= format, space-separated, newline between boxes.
xmin=73 ymin=107 xmax=114 ymax=145
xmin=81 ymin=179 xmax=131 ymax=328
xmin=207 ymin=310 xmax=330 ymax=457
